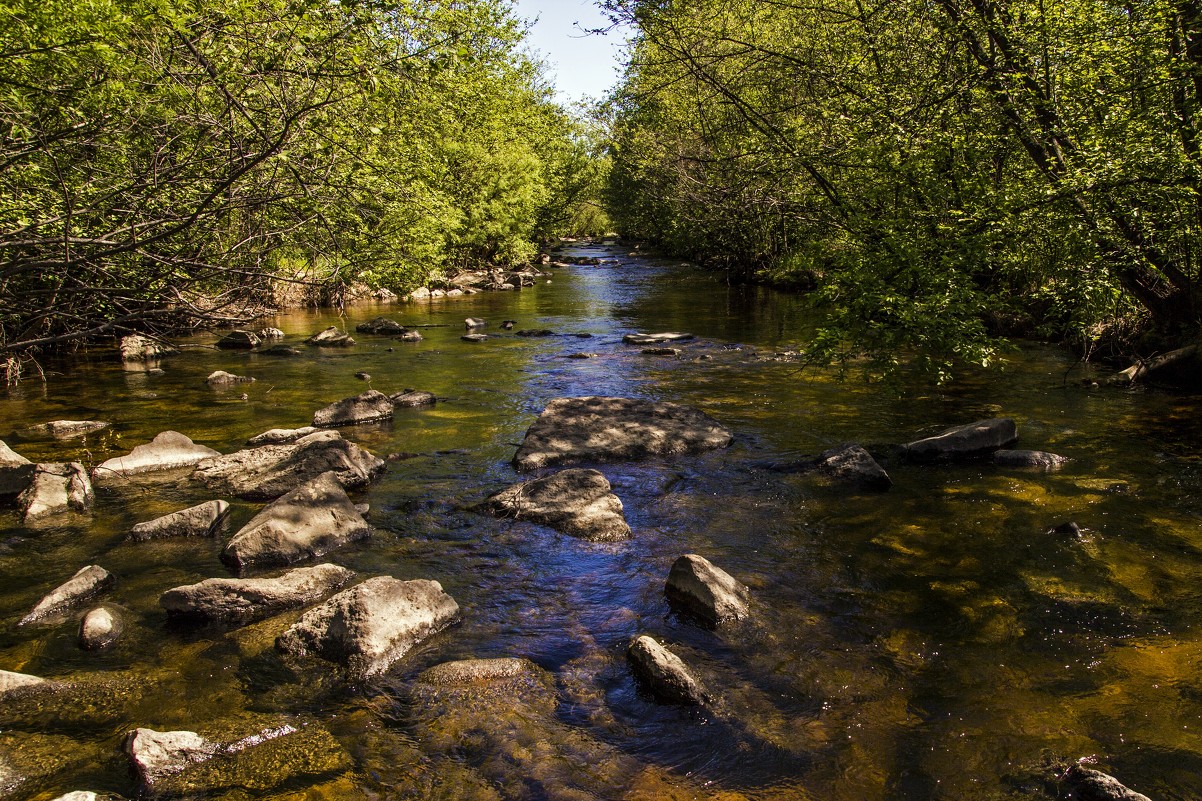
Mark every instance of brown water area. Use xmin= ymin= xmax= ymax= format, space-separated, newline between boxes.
xmin=2 ymin=244 xmax=1202 ymax=800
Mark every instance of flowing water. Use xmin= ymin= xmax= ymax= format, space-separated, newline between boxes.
xmin=3 ymin=245 xmax=1202 ymax=801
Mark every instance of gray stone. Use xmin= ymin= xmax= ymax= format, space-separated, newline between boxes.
xmin=120 ymin=334 xmax=176 ymax=361
xmin=305 ymin=327 xmax=355 ymax=347
xmin=0 ymin=669 xmax=46 ymax=697
xmin=815 ymin=444 xmax=892 ymax=490
xmin=19 ymin=565 xmax=114 ymax=626
xmin=464 ymin=317 xmax=488 ymax=329
xmin=246 ymin=426 xmax=320 ymax=446
xmin=257 ymin=327 xmax=285 ymax=340
xmin=93 ymin=431 xmax=221 ymax=483
xmin=192 ymin=430 xmax=385 ymax=500
xmin=623 ymin=332 xmax=695 ymax=345
xmin=1061 ymin=765 xmax=1152 ymax=801
xmin=313 ymin=390 xmax=394 ymax=427
xmin=993 ymin=449 xmax=1070 ymax=470
xmin=627 ymin=635 xmax=708 ymax=705
xmin=665 ymin=554 xmax=750 ymax=627
xmin=417 ymin=657 xmax=537 ymax=686
xmin=79 ymin=606 xmax=121 ymax=650
xmin=18 ymin=462 xmax=94 ymax=520
xmin=18 ymin=420 xmax=109 ymax=440
xmin=396 ymin=330 xmax=423 ymax=342
xmin=461 ymin=333 xmax=488 ymax=343
xmin=408 ymin=287 xmax=431 ymax=300
xmin=513 ymin=396 xmax=733 ymax=471
xmin=161 ymin=563 xmax=355 ymax=626
xmin=206 ymin=370 xmax=254 ymax=386
xmin=0 ymin=439 xmax=35 ymax=495
xmin=276 ymin=576 xmax=459 ymax=677
xmin=372 ymin=288 xmax=398 ymax=301
xmin=50 ymin=792 xmax=104 ymax=801
xmin=641 ymin=347 xmax=679 ymax=356
xmin=220 ymin=472 xmax=370 ymax=573
xmin=355 ymin=316 xmax=406 ymax=334
xmin=902 ymin=418 xmax=1019 ymax=461
xmin=128 ymin=500 xmax=230 ymax=541
xmin=389 ymin=390 xmax=436 ymax=407
xmin=481 ymin=468 xmax=631 ymax=541
xmin=124 ymin=728 xmax=221 ymax=791
xmin=215 ymin=330 xmax=261 ymax=349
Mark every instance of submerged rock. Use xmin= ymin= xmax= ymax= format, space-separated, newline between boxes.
xmin=93 ymin=431 xmax=221 ymax=483
xmin=993 ymin=449 xmax=1070 ymax=470
xmin=206 ymin=370 xmax=254 ymax=386
xmin=902 ymin=418 xmax=1018 ymax=461
xmin=516 ymin=329 xmax=555 ymax=337
xmin=18 ymin=462 xmax=94 ymax=520
xmin=627 ymin=635 xmax=708 ymax=705
xmin=79 ymin=606 xmax=122 ymax=650
xmin=355 ymin=316 xmax=406 ymax=335
xmin=246 ymin=426 xmax=320 ymax=446
xmin=19 ymin=565 xmax=114 ymax=626
xmin=276 ymin=576 xmax=459 ymax=677
xmin=260 ymin=344 xmax=301 ymax=356
xmin=641 ymin=347 xmax=679 ymax=356
xmin=461 ymin=333 xmax=488 ymax=343
xmin=0 ymin=439 xmax=35 ymax=495
xmin=161 ymin=563 xmax=356 ymax=626
xmin=1061 ymin=764 xmax=1152 ymax=801
xmin=814 ymin=444 xmax=892 ymax=490
xmin=128 ymin=500 xmax=230 ymax=541
xmin=192 ymin=429 xmax=385 ymax=500
xmin=623 ymin=332 xmax=695 ymax=345
xmin=312 ymin=390 xmax=394 ymax=427
xmin=389 ymin=390 xmax=436 ymax=407
xmin=665 ymin=554 xmax=750 ymax=627
xmin=18 ymin=420 xmax=109 ymax=440
xmin=513 ymin=396 xmax=733 ymax=471
xmin=220 ymin=473 xmax=370 ymax=573
xmin=124 ymin=728 xmax=217 ymax=791
xmin=215 ymin=330 xmax=261 ymax=349
xmin=481 ymin=468 xmax=631 ymax=541
xmin=396 ymin=330 xmax=423 ymax=342
xmin=257 ymin=327 xmax=285 ymax=340
xmin=0 ymin=669 xmax=46 ymax=697
xmin=306 ymin=327 xmax=355 ymax=347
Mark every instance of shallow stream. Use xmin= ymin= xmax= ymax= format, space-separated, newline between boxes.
xmin=3 ymin=245 xmax=1202 ymax=800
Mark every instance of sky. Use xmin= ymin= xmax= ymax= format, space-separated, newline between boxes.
xmin=511 ymin=0 xmax=629 ymax=105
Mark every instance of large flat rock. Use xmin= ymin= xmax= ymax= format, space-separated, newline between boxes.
xmin=192 ymin=429 xmax=384 ymax=500
xmin=18 ymin=462 xmax=94 ymax=520
xmin=276 ymin=576 xmax=459 ymax=677
xmin=481 ymin=468 xmax=631 ymax=541
xmin=512 ymin=396 xmax=733 ymax=471
xmin=129 ymin=500 xmax=230 ymax=541
xmin=93 ymin=431 xmax=221 ymax=483
xmin=902 ymin=418 xmax=1018 ymax=461
xmin=220 ymin=472 xmax=370 ymax=573
xmin=161 ymin=563 xmax=356 ymax=626
xmin=313 ymin=390 xmax=394 ymax=427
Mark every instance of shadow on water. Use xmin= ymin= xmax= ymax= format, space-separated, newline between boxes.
xmin=2 ymin=242 xmax=1202 ymax=799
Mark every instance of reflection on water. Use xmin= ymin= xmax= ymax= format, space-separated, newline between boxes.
xmin=2 ymin=246 xmax=1202 ymax=799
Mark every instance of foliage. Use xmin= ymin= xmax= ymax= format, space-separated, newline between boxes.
xmin=604 ymin=0 xmax=1202 ymax=378
xmin=0 ymin=0 xmax=602 ymax=363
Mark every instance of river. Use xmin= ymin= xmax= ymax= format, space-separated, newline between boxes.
xmin=2 ymin=243 xmax=1202 ymax=800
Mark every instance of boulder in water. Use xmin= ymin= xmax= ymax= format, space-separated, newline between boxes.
xmin=389 ymin=390 xmax=436 ymax=408
xmin=19 ymin=565 xmax=114 ymax=626
xmin=664 ymin=554 xmax=750 ymax=627
xmin=355 ymin=317 xmax=406 ymax=335
xmin=993 ymin=449 xmax=1069 ymax=470
xmin=814 ymin=444 xmax=892 ymax=490
xmin=305 ymin=327 xmax=355 ymax=347
xmin=191 ymin=429 xmax=384 ymax=500
xmin=206 ymin=370 xmax=254 ymax=386
xmin=79 ymin=606 xmax=122 ymax=650
xmin=18 ymin=462 xmax=94 ymax=520
xmin=627 ymin=635 xmax=708 ymax=705
xmin=481 ymin=468 xmax=631 ymax=541
xmin=220 ymin=472 xmax=370 ymax=573
xmin=276 ymin=576 xmax=459 ymax=677
xmin=0 ymin=669 xmax=46 ymax=698
xmin=93 ymin=432 xmax=221 ymax=483
xmin=128 ymin=500 xmax=230 ymax=541
xmin=215 ymin=330 xmax=261 ymax=349
xmin=246 ymin=426 xmax=320 ymax=446
xmin=0 ymin=440 xmax=35 ymax=496
xmin=902 ymin=418 xmax=1018 ymax=461
xmin=1061 ymin=764 xmax=1152 ymax=801
xmin=512 ymin=396 xmax=732 ymax=471
xmin=18 ymin=420 xmax=109 ymax=440
xmin=161 ymin=563 xmax=356 ymax=626
xmin=623 ymin=332 xmax=694 ymax=345
xmin=120 ymin=334 xmax=177 ymax=362
xmin=312 ymin=390 xmax=394 ymax=427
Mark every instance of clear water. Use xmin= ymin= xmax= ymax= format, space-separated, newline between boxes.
xmin=2 ymin=245 xmax=1202 ymax=800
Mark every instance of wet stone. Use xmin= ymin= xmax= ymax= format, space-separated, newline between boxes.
xmin=623 ymin=332 xmax=695 ymax=345
xmin=129 ymin=500 xmax=230 ymax=541
xmin=276 ymin=576 xmax=459 ymax=677
xmin=161 ymin=563 xmax=356 ymax=626
xmin=355 ymin=316 xmax=406 ymax=334
xmin=641 ymin=347 xmax=679 ymax=356
xmin=120 ymin=335 xmax=176 ymax=362
xmin=815 ymin=444 xmax=892 ymax=490
xmin=389 ymin=390 xmax=436 ymax=407
xmin=513 ymin=396 xmax=733 ymax=471
xmin=627 ymin=635 xmax=708 ymax=705
xmin=993 ymin=449 xmax=1070 ymax=470
xmin=18 ymin=462 xmax=94 ymax=520
xmin=516 ymin=329 xmax=555 ymax=337
xmin=464 ymin=317 xmax=488 ymax=329
xmin=20 ymin=565 xmax=115 ymax=626
xmin=902 ymin=417 xmax=1019 ymax=461
xmin=305 ymin=326 xmax=355 ymax=347
xmin=246 ymin=426 xmax=320 ymax=446
xmin=1061 ymin=764 xmax=1152 ymax=801
xmin=0 ymin=669 xmax=46 ymax=697
xmin=395 ymin=330 xmax=423 ymax=342
xmin=220 ymin=473 xmax=370 ymax=573
xmin=665 ymin=554 xmax=750 ymax=627
xmin=206 ymin=370 xmax=254 ymax=385
xmin=79 ymin=606 xmax=122 ymax=650
xmin=215 ymin=330 xmax=260 ymax=349
xmin=0 ymin=440 xmax=35 ymax=496
xmin=461 ymin=333 xmax=489 ymax=343
xmin=481 ymin=468 xmax=631 ymax=541
xmin=93 ymin=431 xmax=221 ymax=483
xmin=18 ymin=420 xmax=109 ymax=440
xmin=312 ymin=390 xmax=394 ymax=427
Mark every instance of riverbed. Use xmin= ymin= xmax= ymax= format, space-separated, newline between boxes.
xmin=2 ymin=244 xmax=1202 ymax=800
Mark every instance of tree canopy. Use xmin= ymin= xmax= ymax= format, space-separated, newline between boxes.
xmin=604 ymin=0 xmax=1202 ymax=379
